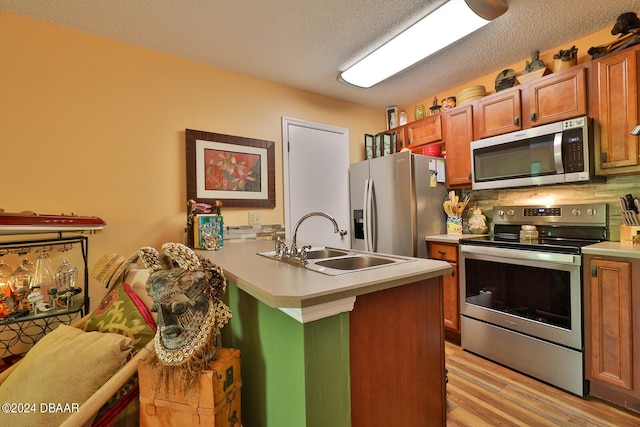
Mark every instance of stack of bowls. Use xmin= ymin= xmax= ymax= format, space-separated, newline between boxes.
xmin=423 ymin=145 xmax=442 ymax=157
xmin=456 ymin=85 xmax=487 ymax=106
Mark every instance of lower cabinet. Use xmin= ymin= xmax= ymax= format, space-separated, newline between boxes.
xmin=428 ymin=241 xmax=460 ymax=343
xmin=584 ymin=254 xmax=640 ymax=413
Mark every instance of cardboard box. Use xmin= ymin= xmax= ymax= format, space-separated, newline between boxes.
xmin=139 ymin=348 xmax=241 ymax=426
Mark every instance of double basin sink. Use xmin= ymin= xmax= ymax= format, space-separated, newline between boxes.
xmin=257 ymin=246 xmax=413 ymax=276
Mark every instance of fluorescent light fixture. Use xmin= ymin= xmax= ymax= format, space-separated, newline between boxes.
xmin=340 ymin=0 xmax=508 ymax=88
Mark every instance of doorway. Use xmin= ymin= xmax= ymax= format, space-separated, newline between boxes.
xmin=282 ymin=117 xmax=350 ymax=249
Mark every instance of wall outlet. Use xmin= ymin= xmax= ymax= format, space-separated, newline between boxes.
xmin=248 ymin=211 xmax=262 ymax=225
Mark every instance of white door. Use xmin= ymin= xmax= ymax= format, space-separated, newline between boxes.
xmin=282 ymin=117 xmax=350 ymax=249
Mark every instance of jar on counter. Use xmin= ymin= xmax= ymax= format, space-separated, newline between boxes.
xmin=468 ymin=209 xmax=488 ymax=234
xmin=520 ymin=225 xmax=539 ymax=240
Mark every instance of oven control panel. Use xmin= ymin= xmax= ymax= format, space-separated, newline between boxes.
xmin=524 ymin=207 xmax=561 ymax=217
xmin=493 ymin=203 xmax=607 ymax=226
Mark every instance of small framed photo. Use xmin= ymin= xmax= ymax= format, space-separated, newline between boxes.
xmin=386 ymin=106 xmax=398 ymax=130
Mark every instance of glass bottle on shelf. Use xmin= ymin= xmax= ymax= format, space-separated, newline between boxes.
xmin=9 ymin=250 xmax=34 ymax=311
xmin=21 ymin=252 xmax=36 ymax=274
xmin=32 ymin=248 xmax=55 ymax=310
xmin=55 ymin=246 xmax=78 ymax=309
xmin=0 ymin=251 xmax=12 ymax=318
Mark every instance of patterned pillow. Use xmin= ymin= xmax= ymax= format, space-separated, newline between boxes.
xmin=83 ymin=281 xmax=157 ymax=425
xmin=84 ymin=281 xmax=156 ymax=353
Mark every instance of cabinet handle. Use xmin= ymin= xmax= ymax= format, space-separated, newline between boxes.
xmin=514 ymin=116 xmax=520 ymax=126
xmin=438 ymin=250 xmax=447 ymax=255
xmin=591 ymin=265 xmax=597 ymax=277
xmin=601 ymin=152 xmax=608 ymax=163
xmin=531 ymin=112 xmax=536 ymax=122
xmin=451 ymin=270 xmax=455 ymax=278
xmin=468 ymin=172 xmax=472 ymax=179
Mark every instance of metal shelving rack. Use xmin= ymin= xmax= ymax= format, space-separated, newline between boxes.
xmin=0 ymin=234 xmax=92 ymax=357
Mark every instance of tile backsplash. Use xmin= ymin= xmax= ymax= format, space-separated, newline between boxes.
xmin=466 ymin=175 xmax=640 ymax=242
xmin=224 ymin=224 xmax=285 ymax=243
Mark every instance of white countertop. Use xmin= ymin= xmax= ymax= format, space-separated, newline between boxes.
xmin=582 ymin=241 xmax=640 ymax=259
xmin=197 ymin=240 xmax=452 ymax=322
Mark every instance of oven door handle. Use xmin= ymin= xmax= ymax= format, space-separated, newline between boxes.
xmin=460 ymin=245 xmax=580 ymax=266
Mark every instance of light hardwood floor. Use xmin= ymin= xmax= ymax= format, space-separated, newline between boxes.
xmin=445 ymin=341 xmax=640 ymax=426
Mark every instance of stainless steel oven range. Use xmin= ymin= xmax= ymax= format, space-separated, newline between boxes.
xmin=459 ymin=203 xmax=607 ymax=396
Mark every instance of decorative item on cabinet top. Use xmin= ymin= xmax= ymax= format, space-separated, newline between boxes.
xmin=429 ymin=97 xmax=442 ymax=116
xmin=456 ymin=85 xmax=487 ymax=106
xmin=386 ymin=106 xmax=398 ymax=130
xmin=518 ymin=50 xmax=550 ymax=83
xmin=552 ymin=46 xmax=578 ymax=72
xmin=364 ymin=132 xmax=396 ymax=159
xmin=588 ymin=12 xmax=640 ymax=59
xmin=495 ymin=69 xmax=516 ymax=92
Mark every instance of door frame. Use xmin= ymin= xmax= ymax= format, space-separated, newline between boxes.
xmin=281 ymin=116 xmax=350 ymax=240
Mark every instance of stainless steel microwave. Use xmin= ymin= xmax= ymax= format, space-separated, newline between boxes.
xmin=470 ymin=116 xmax=594 ymax=190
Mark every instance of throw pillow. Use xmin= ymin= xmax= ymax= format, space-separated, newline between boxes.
xmin=0 ymin=325 xmax=132 ymax=427
xmin=83 ymin=281 xmax=157 ymax=353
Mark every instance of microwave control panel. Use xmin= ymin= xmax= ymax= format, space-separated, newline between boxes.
xmin=562 ymin=127 xmax=585 ymax=173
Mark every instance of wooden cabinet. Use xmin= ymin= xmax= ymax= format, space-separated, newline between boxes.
xmin=584 ymin=254 xmax=640 ymax=413
xmin=475 ymin=65 xmax=587 ymax=139
xmin=443 ymin=104 xmax=474 ymax=188
xmin=523 ymin=65 xmax=587 ymax=128
xmin=428 ymin=241 xmax=460 ymax=343
xmin=475 ymin=86 xmax=522 ymax=138
xmin=592 ymin=46 xmax=640 ymax=175
xmin=406 ymin=114 xmax=443 ymax=152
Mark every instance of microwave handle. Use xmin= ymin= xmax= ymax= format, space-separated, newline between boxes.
xmin=554 ymin=132 xmax=564 ymax=173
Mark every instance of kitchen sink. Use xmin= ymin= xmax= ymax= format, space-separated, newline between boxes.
xmin=305 ymin=248 xmax=350 ymax=259
xmin=257 ymin=246 xmax=412 ymax=276
xmin=314 ymin=255 xmax=396 ymax=270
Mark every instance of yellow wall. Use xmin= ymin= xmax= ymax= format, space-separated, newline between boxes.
xmin=0 ymin=12 xmax=383 ymax=305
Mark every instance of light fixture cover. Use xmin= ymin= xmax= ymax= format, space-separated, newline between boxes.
xmin=340 ymin=0 xmax=508 ymax=88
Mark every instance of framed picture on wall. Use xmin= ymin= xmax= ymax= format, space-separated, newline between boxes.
xmin=186 ymin=129 xmax=275 ymax=208
xmin=386 ymin=106 xmax=398 ymax=130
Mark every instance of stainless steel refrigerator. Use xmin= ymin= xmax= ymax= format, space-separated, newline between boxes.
xmin=350 ymin=151 xmax=447 ymax=259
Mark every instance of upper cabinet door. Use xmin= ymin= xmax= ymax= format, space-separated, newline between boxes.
xmin=594 ymin=48 xmax=640 ymax=174
xmin=475 ymin=86 xmax=521 ymax=139
xmin=525 ymin=66 xmax=587 ymax=127
xmin=407 ymin=114 xmax=443 ymax=149
xmin=443 ymin=104 xmax=474 ymax=188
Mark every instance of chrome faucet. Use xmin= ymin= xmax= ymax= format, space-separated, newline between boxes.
xmin=291 ymin=211 xmax=347 ymax=258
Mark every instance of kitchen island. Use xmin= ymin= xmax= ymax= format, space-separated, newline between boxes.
xmin=198 ymin=240 xmax=452 ymax=427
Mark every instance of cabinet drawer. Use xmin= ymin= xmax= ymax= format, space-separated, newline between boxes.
xmin=429 ymin=242 xmax=458 ymax=262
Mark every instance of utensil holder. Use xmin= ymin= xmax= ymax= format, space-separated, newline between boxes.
xmin=620 ymin=225 xmax=640 ymax=244
xmin=447 ymin=216 xmax=462 ymax=235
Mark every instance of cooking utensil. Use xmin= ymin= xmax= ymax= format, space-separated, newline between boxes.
xmin=622 ymin=210 xmax=640 ymax=225
xmin=625 ymin=194 xmax=637 ymax=213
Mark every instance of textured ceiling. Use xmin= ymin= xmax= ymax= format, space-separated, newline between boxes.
xmin=1 ymin=0 xmax=638 ymax=109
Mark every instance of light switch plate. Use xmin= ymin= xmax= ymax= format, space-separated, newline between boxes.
xmin=249 ymin=212 xmax=261 ymax=225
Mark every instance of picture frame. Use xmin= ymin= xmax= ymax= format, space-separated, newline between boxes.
xmin=364 ymin=134 xmax=374 ymax=160
xmin=186 ymin=129 xmax=275 ymax=208
xmin=386 ymin=106 xmax=398 ymax=130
